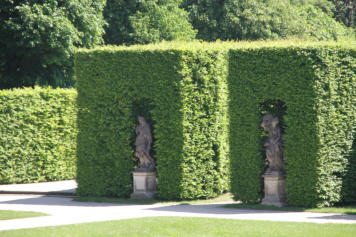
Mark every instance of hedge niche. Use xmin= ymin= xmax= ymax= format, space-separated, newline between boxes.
xmin=341 ymin=138 xmax=356 ymax=204
xmin=0 ymin=87 xmax=77 ymax=184
xmin=229 ymin=43 xmax=356 ymax=207
xmin=74 ymin=44 xmax=230 ymax=199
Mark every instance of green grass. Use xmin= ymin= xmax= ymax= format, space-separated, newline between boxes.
xmin=1 ymin=217 xmax=355 ymax=237
xmin=225 ymin=203 xmax=356 ymax=215
xmin=74 ymin=192 xmax=235 ymax=205
xmin=0 ymin=210 xmax=48 ymax=220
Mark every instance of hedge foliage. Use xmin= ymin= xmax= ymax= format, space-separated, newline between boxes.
xmin=0 ymin=87 xmax=77 ymax=184
xmin=228 ymin=42 xmax=356 ymax=207
xmin=75 ymin=41 xmax=356 ymax=206
xmin=74 ymin=43 xmax=230 ymax=199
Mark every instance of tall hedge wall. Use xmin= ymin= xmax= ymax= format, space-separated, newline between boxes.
xmin=75 ymin=41 xmax=356 ymax=206
xmin=74 ymin=44 xmax=230 ymax=199
xmin=0 ymin=87 xmax=77 ymax=184
xmin=228 ymin=44 xmax=356 ymax=207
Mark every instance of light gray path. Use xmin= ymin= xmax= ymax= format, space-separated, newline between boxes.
xmin=0 ymin=180 xmax=76 ymax=195
xmin=0 ymin=194 xmax=355 ymax=231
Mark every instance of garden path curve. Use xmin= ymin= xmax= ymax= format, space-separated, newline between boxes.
xmin=0 ymin=194 xmax=355 ymax=231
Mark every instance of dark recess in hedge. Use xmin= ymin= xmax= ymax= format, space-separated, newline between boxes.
xmin=341 ymin=137 xmax=356 ymax=204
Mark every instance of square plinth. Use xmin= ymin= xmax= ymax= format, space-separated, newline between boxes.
xmin=131 ymin=171 xmax=157 ymax=199
xmin=261 ymin=174 xmax=286 ymax=207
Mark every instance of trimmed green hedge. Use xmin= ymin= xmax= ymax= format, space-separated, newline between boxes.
xmin=75 ymin=41 xmax=356 ymax=206
xmin=228 ymin=43 xmax=356 ymax=207
xmin=0 ymin=87 xmax=77 ymax=184
xmin=74 ymin=44 xmax=230 ymax=199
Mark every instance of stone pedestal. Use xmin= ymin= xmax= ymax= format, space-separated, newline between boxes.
xmin=130 ymin=171 xmax=157 ymax=199
xmin=261 ymin=173 xmax=286 ymax=207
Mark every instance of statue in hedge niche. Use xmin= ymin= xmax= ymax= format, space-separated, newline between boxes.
xmin=135 ymin=116 xmax=155 ymax=171
xmin=261 ymin=114 xmax=284 ymax=175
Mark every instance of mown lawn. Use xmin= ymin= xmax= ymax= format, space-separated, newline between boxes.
xmin=0 ymin=210 xmax=47 ymax=220
xmin=0 ymin=217 xmax=355 ymax=237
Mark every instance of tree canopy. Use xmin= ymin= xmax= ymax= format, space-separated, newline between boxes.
xmin=0 ymin=0 xmax=106 ymax=88
xmin=130 ymin=1 xmax=196 ymax=44
xmin=0 ymin=0 xmax=355 ymax=89
xmin=104 ymin=0 xmax=196 ymax=45
xmin=104 ymin=0 xmax=355 ymax=44
xmin=330 ymin=0 xmax=356 ymax=29
xmin=181 ymin=0 xmax=354 ymax=41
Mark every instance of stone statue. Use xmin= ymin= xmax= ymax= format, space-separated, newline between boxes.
xmin=135 ymin=116 xmax=155 ymax=170
xmin=261 ymin=114 xmax=284 ymax=175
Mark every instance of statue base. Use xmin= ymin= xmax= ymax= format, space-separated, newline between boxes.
xmin=130 ymin=170 xmax=157 ymax=200
xmin=261 ymin=173 xmax=286 ymax=207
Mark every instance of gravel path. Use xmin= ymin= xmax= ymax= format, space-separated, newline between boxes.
xmin=0 ymin=194 xmax=355 ymax=231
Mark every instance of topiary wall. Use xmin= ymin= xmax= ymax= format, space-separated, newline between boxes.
xmin=74 ymin=44 xmax=230 ymax=199
xmin=75 ymin=41 xmax=356 ymax=206
xmin=0 ymin=87 xmax=77 ymax=184
xmin=228 ymin=43 xmax=356 ymax=207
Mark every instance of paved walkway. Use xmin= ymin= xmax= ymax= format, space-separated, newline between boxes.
xmin=0 ymin=181 xmax=355 ymax=231
xmin=0 ymin=180 xmax=76 ymax=195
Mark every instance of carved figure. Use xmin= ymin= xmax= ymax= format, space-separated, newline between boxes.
xmin=261 ymin=114 xmax=284 ymax=174
xmin=135 ymin=116 xmax=155 ymax=170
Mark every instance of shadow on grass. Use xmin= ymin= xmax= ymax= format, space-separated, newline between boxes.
xmin=74 ymin=192 xmax=235 ymax=206
xmin=224 ymin=203 xmax=356 ymax=215
xmin=224 ymin=203 xmax=306 ymax=212
xmin=143 ymin=204 xmax=356 ymax=222
xmin=146 ymin=204 xmax=293 ymax=215
xmin=74 ymin=196 xmax=160 ymax=205
xmin=0 ymin=193 xmax=235 ymax=207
